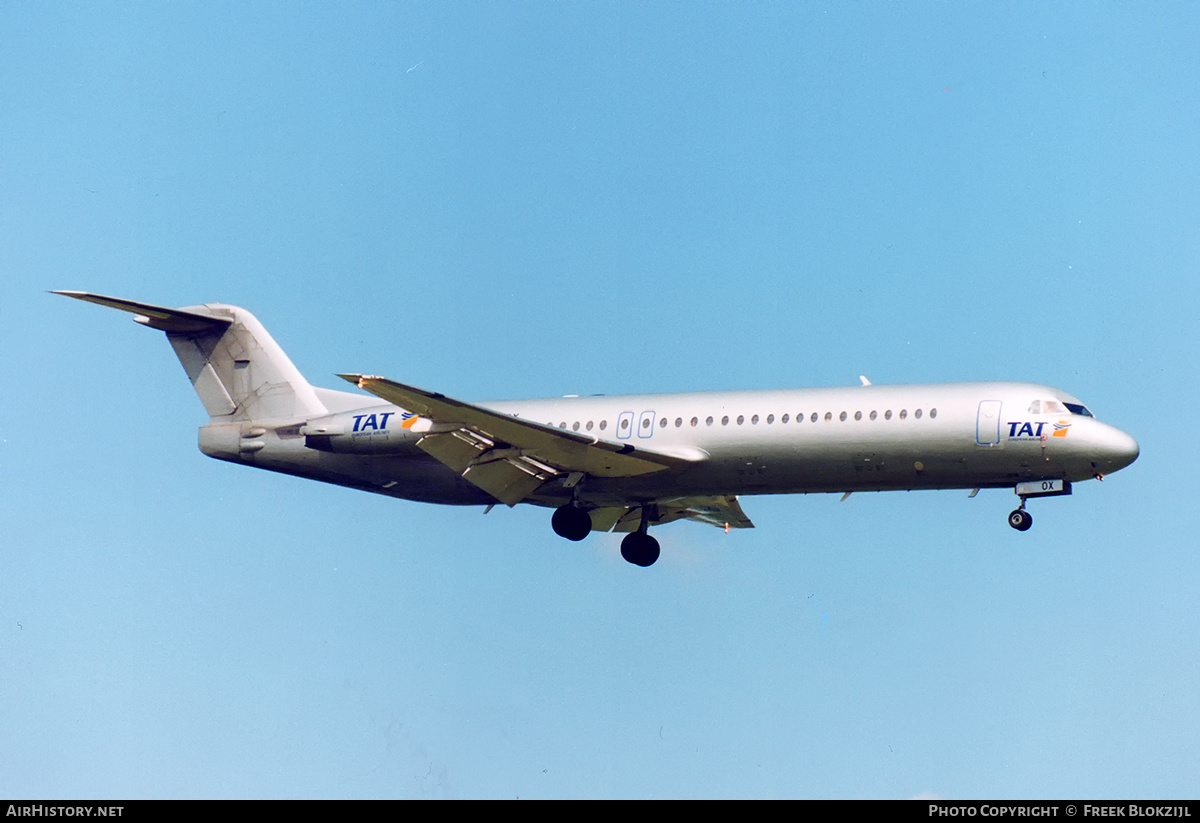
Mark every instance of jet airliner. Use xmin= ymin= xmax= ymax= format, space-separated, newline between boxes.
xmin=56 ymin=292 xmax=1139 ymax=567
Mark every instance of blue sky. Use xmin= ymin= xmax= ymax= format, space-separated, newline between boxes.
xmin=2 ymin=2 xmax=1197 ymax=799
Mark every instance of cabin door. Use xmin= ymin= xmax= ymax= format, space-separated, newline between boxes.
xmin=976 ymin=400 xmax=1002 ymax=446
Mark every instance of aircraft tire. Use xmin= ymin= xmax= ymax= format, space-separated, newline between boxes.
xmin=1008 ymin=509 xmax=1033 ymax=531
xmin=620 ymin=532 xmax=660 ymax=567
xmin=552 ymin=505 xmax=592 ymax=542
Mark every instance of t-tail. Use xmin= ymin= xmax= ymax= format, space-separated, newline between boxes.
xmin=54 ymin=291 xmax=330 ymax=459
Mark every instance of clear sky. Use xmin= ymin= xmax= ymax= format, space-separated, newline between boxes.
xmin=2 ymin=2 xmax=1197 ymax=799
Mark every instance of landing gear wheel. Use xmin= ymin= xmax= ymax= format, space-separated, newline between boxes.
xmin=620 ymin=532 xmax=660 ymax=567
xmin=552 ymin=505 xmax=592 ymax=542
xmin=1008 ymin=509 xmax=1033 ymax=531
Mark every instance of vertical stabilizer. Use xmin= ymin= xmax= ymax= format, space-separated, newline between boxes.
xmin=55 ymin=292 xmax=327 ymax=422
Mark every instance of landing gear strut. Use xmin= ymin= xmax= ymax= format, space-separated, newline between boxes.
xmin=1007 ymin=479 xmax=1070 ymax=531
xmin=620 ymin=506 xmax=660 ymax=567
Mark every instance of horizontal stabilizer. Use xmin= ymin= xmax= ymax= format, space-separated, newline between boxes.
xmin=52 ymin=291 xmax=231 ymax=333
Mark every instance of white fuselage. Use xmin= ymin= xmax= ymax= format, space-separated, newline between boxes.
xmin=213 ymin=380 xmax=1139 ymax=510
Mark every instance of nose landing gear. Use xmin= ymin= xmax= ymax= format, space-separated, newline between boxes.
xmin=1008 ymin=479 xmax=1071 ymax=531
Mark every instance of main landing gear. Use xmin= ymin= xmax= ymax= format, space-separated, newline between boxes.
xmin=551 ymin=504 xmax=592 ymax=542
xmin=620 ymin=529 xmax=660 ymax=568
xmin=551 ymin=503 xmax=661 ymax=567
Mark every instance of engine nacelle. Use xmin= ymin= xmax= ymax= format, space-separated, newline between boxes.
xmin=301 ymin=409 xmax=424 ymax=455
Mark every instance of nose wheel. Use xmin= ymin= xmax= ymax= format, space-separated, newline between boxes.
xmin=1008 ymin=504 xmax=1033 ymax=531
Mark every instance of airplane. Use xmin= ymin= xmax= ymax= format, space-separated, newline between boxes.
xmin=55 ymin=291 xmax=1140 ymax=567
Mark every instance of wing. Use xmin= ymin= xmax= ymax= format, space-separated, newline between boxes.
xmin=588 ymin=496 xmax=755 ymax=533
xmin=338 ymin=374 xmax=704 ymax=505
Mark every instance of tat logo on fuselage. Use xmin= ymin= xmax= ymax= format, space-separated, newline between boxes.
xmin=350 ymin=411 xmax=419 ymax=434
xmin=1006 ymin=420 xmax=1072 ymax=442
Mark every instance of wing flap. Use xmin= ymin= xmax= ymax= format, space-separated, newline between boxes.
xmin=591 ymin=496 xmax=755 ymax=533
xmin=461 ymin=456 xmax=556 ymax=506
xmin=665 ymin=495 xmax=755 ymax=530
xmin=584 ymin=506 xmax=630 ymax=533
xmin=418 ymin=429 xmax=495 ymax=473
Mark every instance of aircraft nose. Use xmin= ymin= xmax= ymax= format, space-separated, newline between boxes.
xmin=1095 ymin=425 xmax=1139 ymax=473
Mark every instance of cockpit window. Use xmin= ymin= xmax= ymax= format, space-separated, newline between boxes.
xmin=1030 ymin=399 xmax=1070 ymax=414
xmin=1064 ymin=402 xmax=1094 ymax=417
